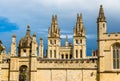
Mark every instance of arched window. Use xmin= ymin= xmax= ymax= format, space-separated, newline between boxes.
xmin=76 ymin=50 xmax=78 ymax=58
xmin=113 ymin=43 xmax=120 ymax=69
xmin=80 ymin=50 xmax=82 ymax=58
xmin=61 ymin=54 xmax=64 ymax=59
xmin=50 ymin=50 xmax=52 ymax=58
xmin=54 ymin=50 xmax=56 ymax=58
xmin=19 ymin=65 xmax=29 ymax=81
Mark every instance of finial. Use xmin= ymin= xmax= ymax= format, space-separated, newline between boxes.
xmin=77 ymin=13 xmax=79 ymax=21
xmin=100 ymin=5 xmax=103 ymax=8
xmin=97 ymin=5 xmax=106 ymax=22
xmin=55 ymin=14 xmax=57 ymax=21
xmin=26 ymin=25 xmax=31 ymax=37
xmin=27 ymin=25 xmax=30 ymax=31
xmin=77 ymin=13 xmax=79 ymax=17
xmin=33 ymin=33 xmax=36 ymax=37
xmin=12 ymin=34 xmax=16 ymax=38
xmin=80 ymin=13 xmax=83 ymax=22
xmin=52 ymin=15 xmax=55 ymax=21
xmin=66 ymin=35 xmax=68 ymax=42
xmin=40 ymin=37 xmax=43 ymax=40
xmin=80 ymin=13 xmax=82 ymax=18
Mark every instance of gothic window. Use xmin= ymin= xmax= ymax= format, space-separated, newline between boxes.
xmin=80 ymin=39 xmax=82 ymax=44
xmin=76 ymin=40 xmax=78 ymax=44
xmin=50 ymin=50 xmax=52 ymax=58
xmin=113 ymin=43 xmax=120 ymax=69
xmin=54 ymin=50 xmax=56 ymax=58
xmin=76 ymin=50 xmax=78 ymax=58
xmin=70 ymin=54 xmax=72 ymax=59
xmin=103 ymin=23 xmax=105 ymax=28
xmin=50 ymin=40 xmax=52 ymax=44
xmin=66 ymin=54 xmax=68 ymax=59
xmin=54 ymin=40 xmax=56 ymax=44
xmin=80 ymin=50 xmax=82 ymax=58
xmin=61 ymin=54 xmax=64 ymax=59
xmin=19 ymin=65 xmax=29 ymax=81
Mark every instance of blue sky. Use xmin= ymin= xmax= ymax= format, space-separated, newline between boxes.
xmin=0 ymin=0 xmax=120 ymax=56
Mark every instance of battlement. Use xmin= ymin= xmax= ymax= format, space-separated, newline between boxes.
xmin=101 ymin=32 xmax=120 ymax=40
xmin=1 ymin=62 xmax=9 ymax=69
xmin=37 ymin=58 xmax=97 ymax=69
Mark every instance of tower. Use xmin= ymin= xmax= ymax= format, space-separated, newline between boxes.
xmin=65 ymin=35 xmax=69 ymax=47
xmin=39 ymin=37 xmax=44 ymax=58
xmin=31 ymin=33 xmax=38 ymax=56
xmin=97 ymin=7 xmax=107 ymax=74
xmin=11 ymin=34 xmax=17 ymax=56
xmin=97 ymin=5 xmax=107 ymax=73
xmin=18 ymin=25 xmax=33 ymax=57
xmin=47 ymin=15 xmax=60 ymax=59
xmin=73 ymin=13 xmax=86 ymax=59
xmin=97 ymin=5 xmax=107 ymax=39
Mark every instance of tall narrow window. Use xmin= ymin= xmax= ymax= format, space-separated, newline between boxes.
xmin=66 ymin=54 xmax=68 ymax=59
xmin=54 ymin=40 xmax=56 ymax=44
xmin=50 ymin=40 xmax=52 ymax=44
xmin=70 ymin=54 xmax=72 ymax=59
xmin=80 ymin=39 xmax=82 ymax=44
xmin=61 ymin=54 xmax=64 ymax=59
xmin=76 ymin=40 xmax=78 ymax=44
xmin=76 ymin=50 xmax=78 ymax=58
xmin=113 ymin=43 xmax=120 ymax=69
xmin=80 ymin=50 xmax=82 ymax=58
xmin=54 ymin=50 xmax=56 ymax=58
xmin=50 ymin=50 xmax=52 ymax=58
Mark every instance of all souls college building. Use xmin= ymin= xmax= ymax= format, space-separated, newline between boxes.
xmin=0 ymin=5 xmax=120 ymax=81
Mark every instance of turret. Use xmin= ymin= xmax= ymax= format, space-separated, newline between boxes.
xmin=11 ymin=34 xmax=16 ymax=56
xmin=47 ymin=15 xmax=60 ymax=59
xmin=39 ymin=37 xmax=44 ymax=58
xmin=74 ymin=13 xmax=85 ymax=37
xmin=65 ymin=35 xmax=69 ymax=47
xmin=73 ymin=13 xmax=86 ymax=59
xmin=18 ymin=25 xmax=32 ymax=57
xmin=48 ymin=15 xmax=60 ymax=37
xmin=31 ymin=33 xmax=38 ymax=56
xmin=97 ymin=5 xmax=107 ymax=39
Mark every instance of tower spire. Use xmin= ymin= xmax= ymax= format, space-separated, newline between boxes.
xmin=97 ymin=5 xmax=106 ymax=22
xmin=74 ymin=13 xmax=85 ymax=37
xmin=79 ymin=13 xmax=83 ymax=23
xmin=52 ymin=14 xmax=58 ymax=24
xmin=77 ymin=13 xmax=83 ymax=23
xmin=65 ymin=35 xmax=69 ymax=46
xmin=49 ymin=14 xmax=60 ymax=37
xmin=26 ymin=25 xmax=31 ymax=37
xmin=66 ymin=35 xmax=68 ymax=42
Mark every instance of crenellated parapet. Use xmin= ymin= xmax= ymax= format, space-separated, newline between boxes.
xmin=37 ymin=58 xmax=97 ymax=69
xmin=100 ymin=32 xmax=120 ymax=40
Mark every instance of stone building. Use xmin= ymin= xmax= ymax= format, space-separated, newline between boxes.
xmin=0 ymin=5 xmax=120 ymax=81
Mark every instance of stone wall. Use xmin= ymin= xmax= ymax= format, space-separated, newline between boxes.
xmin=37 ymin=69 xmax=97 ymax=81
xmin=36 ymin=59 xmax=97 ymax=81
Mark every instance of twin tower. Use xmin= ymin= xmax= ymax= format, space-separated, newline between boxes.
xmin=11 ymin=13 xmax=86 ymax=59
xmin=11 ymin=5 xmax=106 ymax=59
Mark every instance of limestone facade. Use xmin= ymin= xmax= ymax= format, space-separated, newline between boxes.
xmin=0 ymin=5 xmax=120 ymax=81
